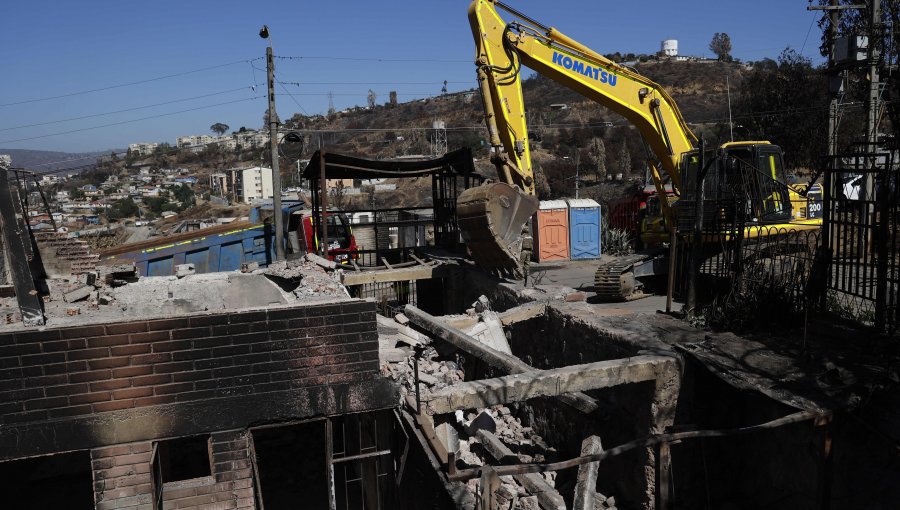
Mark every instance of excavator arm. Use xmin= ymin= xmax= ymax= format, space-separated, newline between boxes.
xmin=470 ymin=0 xmax=697 ymax=209
xmin=460 ymin=0 xmax=698 ymax=277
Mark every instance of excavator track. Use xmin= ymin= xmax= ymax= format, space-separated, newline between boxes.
xmin=456 ymin=182 xmax=539 ymax=279
xmin=593 ymin=254 xmax=650 ymax=301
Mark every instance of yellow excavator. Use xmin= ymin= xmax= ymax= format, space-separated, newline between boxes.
xmin=457 ymin=0 xmax=822 ymax=299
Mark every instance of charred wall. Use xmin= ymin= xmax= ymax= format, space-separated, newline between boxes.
xmin=0 ymin=299 xmax=397 ymax=461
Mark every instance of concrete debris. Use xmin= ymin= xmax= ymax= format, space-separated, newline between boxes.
xmin=175 ymin=263 xmax=195 ymax=278
xmin=7 ymin=258 xmax=351 ymax=330
xmin=519 ymin=495 xmax=539 ymax=510
xmin=565 ymin=291 xmax=587 ymax=302
xmin=240 ymin=261 xmax=259 ymax=273
xmin=473 ymin=295 xmax=491 ymax=313
xmin=465 ymin=311 xmax=512 ymax=355
xmin=63 ymin=285 xmax=92 ymax=303
xmin=262 ymin=256 xmax=349 ymax=300
xmin=382 ymin=338 xmax=558 ymax=507
xmin=467 ymin=410 xmax=497 ymax=436
xmin=394 ymin=312 xmax=410 ymax=326
xmin=435 ymin=422 xmax=460 ymax=457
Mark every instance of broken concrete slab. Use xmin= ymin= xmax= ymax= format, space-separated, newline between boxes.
xmin=435 ymin=422 xmax=460 ymax=458
xmin=475 ymin=430 xmax=518 ymax=465
xmin=64 ymin=285 xmax=92 ymax=303
xmin=422 ymin=355 xmax=674 ymax=415
xmin=466 ymin=410 xmax=497 ymax=436
xmin=477 ymin=430 xmax=566 ymax=510
xmin=465 ymin=312 xmax=511 ymax=355
xmin=405 ymin=305 xmax=599 ymax=414
xmin=574 ymin=435 xmax=604 ymax=510
xmin=175 ymin=263 xmax=195 ymax=278
xmin=498 ymin=302 xmax=546 ymax=327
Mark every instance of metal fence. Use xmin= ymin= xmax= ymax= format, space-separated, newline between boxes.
xmin=674 ymin=144 xmax=899 ymax=336
xmin=823 ymin=147 xmax=900 ymax=333
xmin=348 ymin=280 xmax=419 ymax=317
xmin=349 ymin=207 xmax=433 ymax=268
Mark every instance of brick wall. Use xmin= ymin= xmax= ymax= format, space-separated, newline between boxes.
xmin=161 ymin=431 xmax=255 ymax=510
xmin=34 ymin=230 xmax=99 ymax=277
xmin=0 ymin=300 xmax=396 ymax=460
xmin=92 ymin=431 xmax=256 ymax=510
xmin=92 ymin=441 xmax=154 ymax=510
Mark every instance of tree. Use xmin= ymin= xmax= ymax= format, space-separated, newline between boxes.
xmin=210 ymin=123 xmax=229 ymax=136
xmin=616 ymin=142 xmax=631 ymax=176
xmin=106 ymin=198 xmax=139 ymax=221
xmin=734 ymin=48 xmax=828 ymax=169
xmin=710 ymin=33 xmax=733 ymax=61
xmin=588 ymin=137 xmax=607 ymax=181
xmin=173 ymin=183 xmax=195 ymax=209
xmin=262 ymin=108 xmax=280 ymax=127
xmin=367 ymin=89 xmax=377 ymax=109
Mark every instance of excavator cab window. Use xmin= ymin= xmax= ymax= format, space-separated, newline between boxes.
xmin=755 ymin=148 xmax=792 ymax=222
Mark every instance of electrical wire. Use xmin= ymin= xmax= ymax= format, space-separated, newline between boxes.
xmin=0 ymin=86 xmax=263 ymax=133
xmin=0 ymin=58 xmax=262 ymax=108
xmin=275 ymin=55 xmax=470 ymax=63
xmin=0 ymin=96 xmax=264 ymax=145
xmin=279 ymin=80 xmax=473 ymax=86
xmin=276 ymin=80 xmax=308 ymax=116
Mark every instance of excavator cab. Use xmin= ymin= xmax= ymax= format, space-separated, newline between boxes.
xmin=676 ymin=143 xmax=793 ymax=232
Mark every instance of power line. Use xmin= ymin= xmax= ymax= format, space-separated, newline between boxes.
xmin=0 ymin=58 xmax=262 ymax=108
xmin=274 ymin=55 xmax=470 ymax=63
xmin=276 ymin=80 xmax=308 ymax=116
xmin=0 ymin=96 xmax=264 ymax=145
xmin=0 ymin=85 xmax=263 ymax=133
xmin=280 ymin=80 xmax=474 ymax=86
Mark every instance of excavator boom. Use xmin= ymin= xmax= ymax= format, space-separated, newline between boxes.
xmin=459 ymin=0 xmax=697 ymax=277
xmin=458 ymin=0 xmax=816 ymax=295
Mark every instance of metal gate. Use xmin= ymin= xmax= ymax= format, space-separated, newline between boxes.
xmin=823 ymin=147 xmax=900 ymax=334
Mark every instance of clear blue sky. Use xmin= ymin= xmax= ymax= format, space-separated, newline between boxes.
xmin=0 ymin=0 xmax=826 ymax=156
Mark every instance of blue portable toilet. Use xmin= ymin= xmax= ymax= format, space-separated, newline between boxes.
xmin=566 ymin=198 xmax=601 ymax=259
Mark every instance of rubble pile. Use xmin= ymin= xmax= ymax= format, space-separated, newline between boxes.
xmin=0 ymin=255 xmax=353 ymax=330
xmin=262 ymin=256 xmax=349 ymax=299
xmin=380 ymin=313 xmax=605 ymax=510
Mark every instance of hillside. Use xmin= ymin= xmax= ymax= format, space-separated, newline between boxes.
xmin=41 ymin=58 xmax=748 ymax=229
xmin=0 ymin=148 xmax=116 ymax=171
xmin=272 ymin=59 xmax=747 ymax=202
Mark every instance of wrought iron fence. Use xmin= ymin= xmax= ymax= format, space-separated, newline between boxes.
xmin=347 ymin=280 xmax=418 ymax=317
xmin=823 ymin=147 xmax=900 ymax=334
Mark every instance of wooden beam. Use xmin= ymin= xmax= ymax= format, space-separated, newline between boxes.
xmin=422 ymin=356 xmax=672 ymax=415
xmin=405 ymin=305 xmax=599 ymax=414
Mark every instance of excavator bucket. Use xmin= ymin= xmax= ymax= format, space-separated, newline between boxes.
xmin=456 ymin=182 xmax=540 ymax=278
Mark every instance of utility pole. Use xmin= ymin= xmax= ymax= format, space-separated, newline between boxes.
xmin=864 ymin=0 xmax=881 ymax=203
xmin=574 ymin=152 xmax=580 ymax=199
xmin=261 ymin=26 xmax=285 ymax=261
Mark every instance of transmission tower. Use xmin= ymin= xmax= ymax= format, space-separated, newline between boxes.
xmin=327 ymin=92 xmax=335 ymax=116
xmin=432 ymin=120 xmax=447 ymax=156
